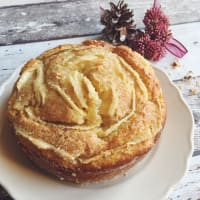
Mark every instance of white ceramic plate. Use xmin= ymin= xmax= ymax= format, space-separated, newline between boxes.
xmin=0 ymin=65 xmax=193 ymax=200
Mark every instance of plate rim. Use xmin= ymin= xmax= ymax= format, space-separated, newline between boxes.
xmin=153 ymin=66 xmax=194 ymax=199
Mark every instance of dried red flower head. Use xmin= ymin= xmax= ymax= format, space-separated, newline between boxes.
xmin=143 ymin=0 xmax=169 ymax=31
xmin=143 ymin=0 xmax=171 ymax=44
xmin=147 ymin=24 xmax=172 ymax=45
xmin=131 ymin=31 xmax=150 ymax=56
xmin=143 ymin=0 xmax=187 ymax=59
xmin=144 ymin=40 xmax=166 ymax=61
xmin=132 ymin=30 xmax=166 ymax=61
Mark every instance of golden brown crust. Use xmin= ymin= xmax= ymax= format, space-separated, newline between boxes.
xmin=7 ymin=40 xmax=167 ymax=183
xmin=16 ymin=132 xmax=162 ymax=183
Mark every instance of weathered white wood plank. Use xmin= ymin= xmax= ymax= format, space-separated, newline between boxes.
xmin=155 ymin=22 xmax=200 ymax=80
xmin=0 ymin=0 xmax=200 ymax=45
xmin=0 ymin=0 xmax=64 ymax=7
xmin=1 ymin=22 xmax=200 ymax=84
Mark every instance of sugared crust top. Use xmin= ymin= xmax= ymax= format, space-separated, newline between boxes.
xmin=7 ymin=40 xmax=166 ymax=171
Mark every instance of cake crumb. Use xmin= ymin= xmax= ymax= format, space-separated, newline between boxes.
xmin=182 ymin=71 xmax=193 ymax=81
xmin=123 ymin=172 xmax=128 ymax=177
xmin=189 ymin=88 xmax=198 ymax=95
xmin=171 ymin=60 xmax=181 ymax=69
xmin=183 ymin=75 xmax=192 ymax=81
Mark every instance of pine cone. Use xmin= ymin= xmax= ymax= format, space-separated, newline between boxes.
xmin=101 ymin=0 xmax=136 ymax=45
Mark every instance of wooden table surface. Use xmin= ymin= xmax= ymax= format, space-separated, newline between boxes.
xmin=0 ymin=0 xmax=200 ymax=199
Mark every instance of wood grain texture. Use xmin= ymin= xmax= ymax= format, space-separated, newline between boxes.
xmin=0 ymin=0 xmax=200 ymax=45
xmin=0 ymin=22 xmax=200 ymax=86
xmin=0 ymin=0 xmax=64 ymax=7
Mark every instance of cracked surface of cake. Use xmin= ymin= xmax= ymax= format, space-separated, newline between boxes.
xmin=7 ymin=40 xmax=166 ymax=183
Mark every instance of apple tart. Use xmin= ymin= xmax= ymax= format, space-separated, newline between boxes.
xmin=7 ymin=40 xmax=166 ymax=183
